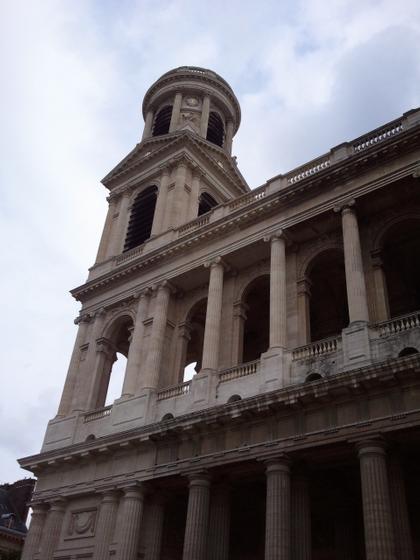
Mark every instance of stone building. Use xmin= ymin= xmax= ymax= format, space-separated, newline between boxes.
xmin=0 ymin=478 xmax=35 ymax=558
xmin=19 ymin=66 xmax=420 ymax=559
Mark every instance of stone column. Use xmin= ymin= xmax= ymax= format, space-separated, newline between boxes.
xmin=200 ymin=93 xmax=211 ymax=137
xmin=232 ymin=301 xmax=248 ymax=365
xmin=265 ymin=231 xmax=287 ymax=349
xmin=142 ymin=109 xmax=154 ymax=140
xmin=291 ymin=472 xmax=311 ymax=560
xmin=57 ymin=314 xmax=90 ymax=416
xmin=90 ymin=337 xmax=117 ymax=409
xmin=297 ymin=278 xmax=311 ymax=346
xmin=357 ymin=439 xmax=396 ymax=560
xmin=108 ymin=191 xmax=131 ymax=256
xmin=189 ymin=169 xmax=201 ymax=220
xmin=151 ymin=166 xmax=170 ymax=236
xmin=182 ymin=472 xmax=211 ymax=560
xmin=169 ymin=91 xmax=183 ymax=132
xmin=93 ymin=490 xmax=120 ymax=560
xmin=265 ymin=457 xmax=291 ymax=560
xmin=201 ymin=257 xmax=225 ymax=370
xmin=388 ymin=456 xmax=414 ymax=560
xmin=72 ymin=308 xmax=107 ymax=412
xmin=225 ymin=119 xmax=234 ymax=154
xmin=144 ymin=494 xmax=166 ymax=560
xmin=21 ymin=503 xmax=48 ymax=560
xmin=208 ymin=483 xmax=231 ymax=560
xmin=142 ymin=282 xmax=172 ymax=390
xmin=174 ymin=321 xmax=192 ymax=384
xmin=336 ymin=201 xmax=369 ymax=323
xmin=172 ymin=160 xmax=189 ymax=228
xmin=39 ymin=499 xmax=66 ymax=560
xmin=96 ymin=196 xmax=117 ymax=262
xmin=122 ymin=290 xmax=150 ymax=397
xmin=116 ymin=485 xmax=145 ymax=560
xmin=371 ymin=249 xmax=390 ymax=322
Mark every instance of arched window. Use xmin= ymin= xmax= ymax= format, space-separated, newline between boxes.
xmin=242 ymin=276 xmax=270 ymax=363
xmin=305 ymin=372 xmax=323 ymax=383
xmin=181 ymin=299 xmax=207 ymax=382
xmin=398 ymin=347 xmax=419 ymax=357
xmin=227 ymin=394 xmax=242 ymax=403
xmin=153 ymin=105 xmax=173 ymax=136
xmin=206 ymin=111 xmax=224 ymax=147
xmin=124 ymin=186 xmax=158 ymax=252
xmin=198 ymin=192 xmax=218 ymax=216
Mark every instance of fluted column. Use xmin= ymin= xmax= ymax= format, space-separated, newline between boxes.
xmin=142 ymin=282 xmax=172 ymax=390
xmin=265 ymin=231 xmax=287 ymax=349
xmin=57 ymin=314 xmax=90 ymax=416
xmin=144 ymin=494 xmax=166 ymax=560
xmin=122 ymin=290 xmax=150 ymax=397
xmin=96 ymin=197 xmax=118 ymax=262
xmin=225 ymin=119 xmax=234 ymax=154
xmin=265 ymin=457 xmax=291 ymax=560
xmin=21 ymin=503 xmax=48 ymax=560
xmin=335 ymin=201 xmax=369 ymax=323
xmin=200 ymin=93 xmax=211 ymax=137
xmin=208 ymin=483 xmax=231 ymax=560
xmin=182 ymin=472 xmax=211 ymax=560
xmin=297 ymin=278 xmax=311 ymax=346
xmin=93 ymin=490 xmax=119 ymax=560
xmin=108 ymin=192 xmax=131 ymax=256
xmin=388 ymin=456 xmax=414 ymax=560
xmin=151 ymin=167 xmax=170 ymax=236
xmin=357 ymin=439 xmax=396 ymax=560
xmin=371 ymin=249 xmax=390 ymax=322
xmin=201 ymin=257 xmax=225 ymax=370
xmin=116 ymin=485 xmax=145 ymax=560
xmin=142 ymin=109 xmax=154 ymax=140
xmin=291 ymin=472 xmax=311 ymax=560
xmin=39 ymin=499 xmax=66 ymax=560
xmin=169 ymin=91 xmax=183 ymax=132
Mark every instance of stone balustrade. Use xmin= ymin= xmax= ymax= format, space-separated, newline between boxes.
xmin=157 ymin=381 xmax=192 ymax=401
xmin=377 ymin=310 xmax=420 ymax=337
xmin=115 ymin=244 xmax=144 ymax=264
xmin=219 ymin=360 xmax=260 ymax=383
xmin=353 ymin=119 xmax=403 ymax=153
xmin=228 ymin=185 xmax=266 ymax=210
xmin=178 ymin=214 xmax=211 ymax=235
xmin=286 ymin=155 xmax=331 ymax=185
xmin=84 ymin=405 xmax=112 ymax=423
xmin=292 ymin=336 xmax=341 ymax=361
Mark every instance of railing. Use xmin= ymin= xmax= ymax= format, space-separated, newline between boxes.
xmin=292 ymin=336 xmax=341 ymax=360
xmin=219 ymin=360 xmax=260 ymax=383
xmin=228 ymin=185 xmax=266 ymax=210
xmin=157 ymin=381 xmax=192 ymax=401
xmin=84 ymin=406 xmax=112 ymax=423
xmin=115 ymin=244 xmax=144 ymax=264
xmin=353 ymin=120 xmax=403 ymax=153
xmin=377 ymin=310 xmax=420 ymax=337
xmin=286 ymin=155 xmax=331 ymax=185
xmin=178 ymin=214 xmax=211 ymax=235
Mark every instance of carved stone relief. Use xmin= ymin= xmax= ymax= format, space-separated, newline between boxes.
xmin=67 ymin=508 xmax=97 ymax=538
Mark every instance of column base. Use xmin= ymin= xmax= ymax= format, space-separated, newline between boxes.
xmin=191 ymin=369 xmax=218 ymax=408
xmin=342 ymin=321 xmax=374 ymax=370
xmin=260 ymin=347 xmax=290 ymax=391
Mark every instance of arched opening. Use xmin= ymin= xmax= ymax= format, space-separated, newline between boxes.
xmin=307 ymin=249 xmax=349 ymax=342
xmin=381 ymin=219 xmax=420 ymax=317
xmin=124 ymin=186 xmax=158 ymax=252
xmin=152 ymin=105 xmax=172 ymax=136
xmin=305 ymin=372 xmax=323 ymax=383
xmin=206 ymin=111 xmax=224 ymax=147
xmin=242 ymin=276 xmax=270 ymax=363
xmin=162 ymin=413 xmax=175 ymax=422
xmin=398 ymin=347 xmax=419 ymax=357
xmin=198 ymin=192 xmax=218 ymax=216
xmin=95 ymin=316 xmax=133 ymax=409
xmin=182 ymin=299 xmax=207 ymax=382
xmin=228 ymin=394 xmax=242 ymax=403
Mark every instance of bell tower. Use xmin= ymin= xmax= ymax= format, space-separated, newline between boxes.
xmin=94 ymin=66 xmax=249 ymax=266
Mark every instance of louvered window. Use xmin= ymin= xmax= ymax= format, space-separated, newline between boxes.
xmin=123 ymin=186 xmax=157 ymax=251
xmin=153 ymin=105 xmax=173 ymax=136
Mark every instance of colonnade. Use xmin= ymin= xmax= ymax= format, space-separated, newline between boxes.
xmin=23 ymin=438 xmax=414 ymax=560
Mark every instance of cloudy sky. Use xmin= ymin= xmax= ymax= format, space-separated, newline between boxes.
xmin=1 ymin=0 xmax=420 ymax=484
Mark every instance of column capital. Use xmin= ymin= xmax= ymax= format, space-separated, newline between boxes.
xmin=158 ymin=163 xmax=171 ymax=177
xmin=355 ymin=436 xmax=387 ymax=457
xmin=153 ymin=279 xmax=177 ymax=295
xmin=233 ymin=300 xmax=249 ymax=319
xmin=133 ymin=287 xmax=152 ymax=301
xmin=120 ymin=483 xmax=145 ymax=500
xmin=263 ymin=229 xmax=287 ymax=244
xmin=186 ymin=470 xmax=211 ymax=488
xmin=297 ymin=277 xmax=312 ymax=296
xmin=334 ymin=198 xmax=356 ymax=215
xmin=94 ymin=307 xmax=107 ymax=319
xmin=30 ymin=501 xmax=49 ymax=514
xmin=74 ymin=313 xmax=91 ymax=325
xmin=370 ymin=248 xmax=384 ymax=268
xmin=204 ymin=255 xmax=229 ymax=270
xmin=99 ymin=489 xmax=120 ymax=503
xmin=263 ymin=454 xmax=292 ymax=472
xmin=48 ymin=497 xmax=67 ymax=512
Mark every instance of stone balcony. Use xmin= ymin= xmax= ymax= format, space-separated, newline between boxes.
xmin=41 ymin=310 xmax=420 ymax=452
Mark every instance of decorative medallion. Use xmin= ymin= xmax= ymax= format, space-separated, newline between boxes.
xmin=67 ymin=509 xmax=97 ymax=538
xmin=185 ymin=97 xmax=199 ymax=107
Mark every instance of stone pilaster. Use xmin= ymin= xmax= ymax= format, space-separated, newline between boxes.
xmin=57 ymin=314 xmax=90 ymax=416
xmin=122 ymin=290 xmax=150 ymax=397
xmin=21 ymin=503 xmax=48 ymax=560
xmin=142 ymin=109 xmax=154 ymax=140
xmin=208 ymin=483 xmax=231 ymax=560
xmin=93 ymin=490 xmax=119 ymax=560
xmin=225 ymin=119 xmax=234 ymax=153
xmin=151 ymin=166 xmax=170 ymax=236
xmin=232 ymin=301 xmax=248 ymax=365
xmin=371 ymin=249 xmax=390 ymax=322
xmin=169 ymin=91 xmax=183 ymax=132
xmin=357 ymin=439 xmax=396 ymax=560
xmin=144 ymin=494 xmax=166 ymax=560
xmin=172 ymin=160 xmax=189 ymax=227
xmin=39 ymin=499 xmax=66 ymax=560
xmin=116 ymin=485 xmax=145 ymax=560
xmin=189 ymin=169 xmax=201 ymax=220
xmin=297 ymin=278 xmax=311 ymax=346
xmin=96 ymin=197 xmax=117 ymax=263
xmin=201 ymin=257 xmax=226 ymax=370
xmin=174 ymin=321 xmax=192 ymax=384
xmin=388 ymin=456 xmax=414 ymax=560
xmin=335 ymin=201 xmax=369 ymax=323
xmin=200 ymin=93 xmax=211 ymax=137
xmin=182 ymin=472 xmax=211 ymax=560
xmin=142 ymin=282 xmax=173 ymax=390
xmin=109 ymin=191 xmax=131 ymax=256
xmin=90 ymin=337 xmax=117 ymax=409
xmin=265 ymin=231 xmax=287 ymax=349
xmin=291 ymin=472 xmax=311 ymax=560
xmin=265 ymin=457 xmax=291 ymax=560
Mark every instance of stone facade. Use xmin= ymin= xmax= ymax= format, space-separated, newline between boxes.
xmin=19 ymin=66 xmax=420 ymax=559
